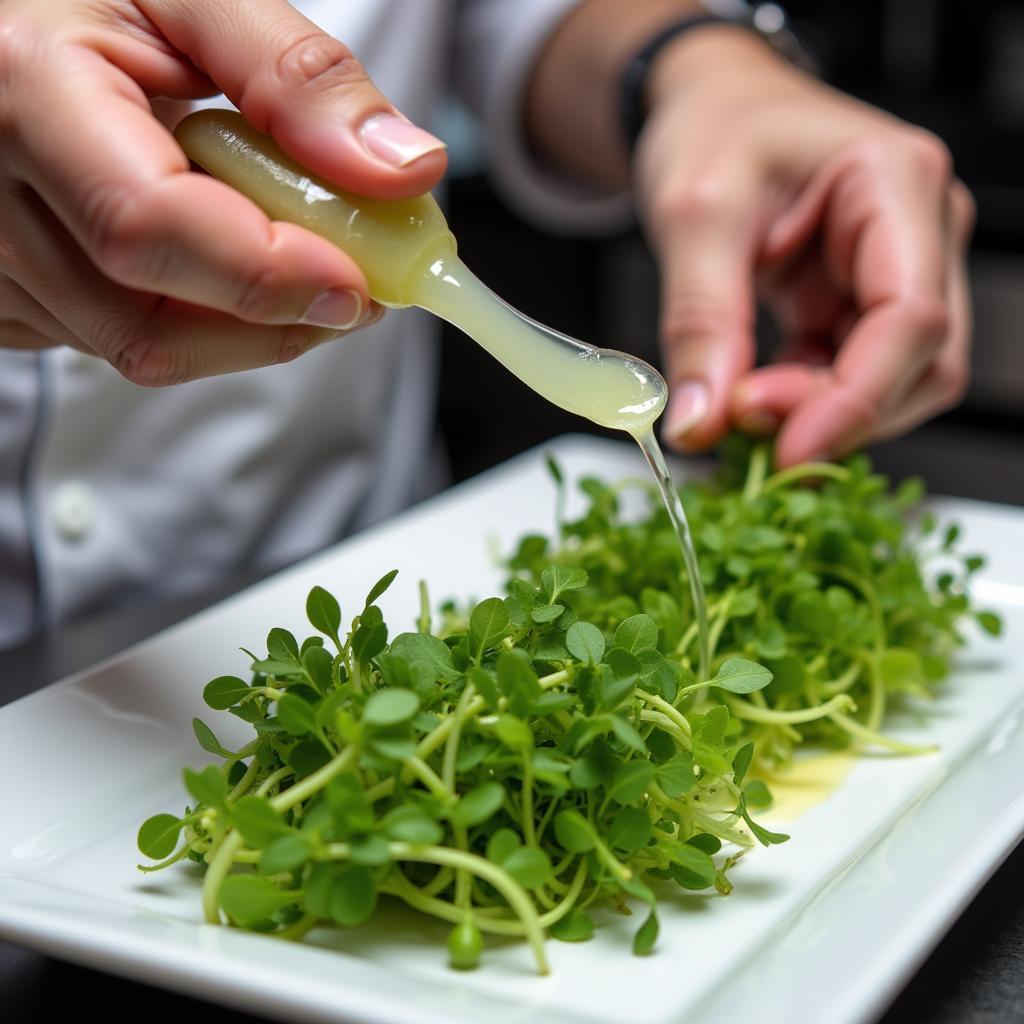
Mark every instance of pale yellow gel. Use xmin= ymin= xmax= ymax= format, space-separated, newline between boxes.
xmin=175 ymin=109 xmax=666 ymax=436
xmin=176 ymin=109 xmax=708 ymax=671
xmin=755 ymin=750 xmax=858 ymax=824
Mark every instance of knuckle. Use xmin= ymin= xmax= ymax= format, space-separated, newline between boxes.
xmin=900 ymin=128 xmax=954 ymax=182
xmin=273 ymin=32 xmax=365 ymax=94
xmin=659 ymin=288 xmax=733 ymax=348
xmin=82 ymin=181 xmax=169 ymax=286
xmin=653 ymin=175 xmax=733 ymax=227
xmin=234 ymin=263 xmax=288 ymax=323
xmin=902 ymin=294 xmax=951 ymax=350
xmin=274 ymin=325 xmax=315 ymax=365
xmin=101 ymin=309 xmax=183 ymax=388
xmin=932 ymin=361 xmax=969 ymax=409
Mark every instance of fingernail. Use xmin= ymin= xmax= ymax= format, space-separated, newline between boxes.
xmin=738 ymin=411 xmax=780 ymax=437
xmin=359 ymin=114 xmax=447 ymax=168
xmin=303 ymin=288 xmax=363 ymax=329
xmin=662 ymin=380 xmax=709 ymax=445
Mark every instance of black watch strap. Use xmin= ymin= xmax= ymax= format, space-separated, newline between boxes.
xmin=619 ymin=14 xmax=730 ymax=154
xmin=619 ymin=5 xmax=816 ymax=155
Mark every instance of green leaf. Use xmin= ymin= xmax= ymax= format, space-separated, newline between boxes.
xmin=878 ymin=648 xmax=923 ymax=690
xmin=365 ymin=569 xmax=399 ymax=608
xmin=248 ymin=659 xmax=305 ymax=679
xmin=260 ymin=833 xmax=313 ymax=874
xmin=486 ymin=828 xmax=522 ymax=864
xmin=744 ymin=780 xmax=773 ymax=808
xmin=277 ymin=692 xmax=318 ymax=735
xmin=388 ymin=633 xmax=460 ymax=681
xmin=363 ymin=688 xmax=420 ymax=727
xmin=977 ymin=611 xmax=1002 ymax=637
xmin=306 ymin=586 xmax=342 ymax=644
xmin=544 ymin=453 xmax=564 ymax=486
xmin=467 ymin=667 xmax=499 ymax=711
xmin=686 ymin=832 xmax=721 ymax=855
xmin=232 ymin=795 xmax=291 ymax=848
xmin=541 ymin=564 xmax=589 ymax=603
xmin=286 ymin=738 xmax=332 ymax=777
xmin=610 ymin=715 xmax=647 ymax=754
xmin=326 ymin=774 xmax=376 ymax=833
xmin=192 ymin=717 xmax=232 ymax=758
xmin=469 ymin=598 xmax=510 ymax=657
xmin=502 ymin=846 xmax=552 ymax=889
xmin=328 ymin=865 xmax=377 ymax=926
xmin=632 ymin=910 xmax=659 ymax=956
xmin=549 ymin=909 xmax=594 ymax=942
xmin=496 ymin=649 xmax=540 ymax=713
xmin=655 ymin=752 xmax=696 ymax=797
xmin=220 ymin=875 xmax=299 ymax=927
xmin=553 ymin=810 xmax=594 ymax=853
xmin=267 ymin=627 xmax=300 ymax=664
xmin=607 ymin=760 xmax=654 ymax=804
xmin=566 ymin=621 xmax=605 ymax=665
xmin=383 ymin=805 xmax=443 ymax=845
xmin=137 ymin=813 xmax=182 ymax=859
xmin=184 ymin=765 xmax=228 ymax=811
xmin=301 ymin=645 xmax=334 ymax=694
xmin=607 ymin=806 xmax=652 ymax=853
xmin=711 ymin=658 xmax=773 ymax=694
xmin=350 ymin=833 xmax=392 ymax=867
xmin=530 ymin=603 xmax=565 ymax=624
xmin=614 ymin=614 xmax=659 ymax=654
xmin=742 ymin=807 xmax=790 ymax=846
xmin=668 ymin=843 xmax=717 ymax=889
xmin=203 ymin=676 xmax=251 ymax=711
xmin=449 ymin=782 xmax=505 ymax=828
xmin=732 ymin=742 xmax=755 ymax=785
xmin=352 ymin=621 xmax=388 ymax=664
xmin=494 ymin=714 xmax=533 ymax=751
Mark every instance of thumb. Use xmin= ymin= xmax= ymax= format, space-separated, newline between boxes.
xmin=148 ymin=0 xmax=447 ymax=199
xmin=650 ymin=178 xmax=759 ymax=451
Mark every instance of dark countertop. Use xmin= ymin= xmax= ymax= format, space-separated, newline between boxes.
xmin=2 ymin=568 xmax=1022 ymax=1024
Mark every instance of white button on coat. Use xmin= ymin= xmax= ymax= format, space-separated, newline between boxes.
xmin=51 ymin=482 xmax=97 ymax=543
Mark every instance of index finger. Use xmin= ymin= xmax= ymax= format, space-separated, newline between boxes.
xmin=774 ymin=138 xmax=953 ymax=465
xmin=8 ymin=49 xmax=372 ymax=327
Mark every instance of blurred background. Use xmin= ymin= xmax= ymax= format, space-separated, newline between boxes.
xmin=435 ymin=0 xmax=1024 ymax=505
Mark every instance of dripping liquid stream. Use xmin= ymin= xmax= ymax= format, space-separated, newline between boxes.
xmin=633 ymin=429 xmax=710 ymax=681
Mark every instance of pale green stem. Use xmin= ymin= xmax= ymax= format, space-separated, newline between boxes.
xmin=227 ymin=758 xmax=260 ymax=802
xmin=403 ymin=756 xmax=450 ymax=800
xmin=636 ymin=689 xmax=692 ymax=739
xmin=638 ymin=709 xmax=690 ymax=749
xmin=727 ymin=693 xmax=855 ymax=725
xmin=270 ymin=747 xmax=356 ymax=813
xmin=762 ymin=463 xmax=851 ymax=493
xmin=828 ymin=710 xmax=938 ymax=755
xmin=331 ymin=841 xmax=549 ymax=974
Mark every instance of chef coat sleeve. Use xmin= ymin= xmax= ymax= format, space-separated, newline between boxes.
xmin=453 ymin=0 xmax=634 ymax=236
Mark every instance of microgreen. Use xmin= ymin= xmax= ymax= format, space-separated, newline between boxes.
xmin=138 ymin=440 xmax=998 ymax=975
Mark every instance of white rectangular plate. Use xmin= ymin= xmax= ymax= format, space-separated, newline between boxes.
xmin=1 ymin=435 xmax=1022 ymax=1024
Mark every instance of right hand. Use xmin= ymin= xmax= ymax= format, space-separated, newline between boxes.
xmin=0 ymin=0 xmax=447 ymax=384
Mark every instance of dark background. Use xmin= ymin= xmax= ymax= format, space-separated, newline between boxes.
xmin=4 ymin=3 xmax=1024 ymax=1022
xmin=437 ymin=0 xmax=1024 ymax=505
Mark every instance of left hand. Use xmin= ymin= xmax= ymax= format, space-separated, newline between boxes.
xmin=634 ymin=25 xmax=973 ymax=466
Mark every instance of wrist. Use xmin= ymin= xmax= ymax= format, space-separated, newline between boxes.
xmin=646 ymin=23 xmax=795 ymax=113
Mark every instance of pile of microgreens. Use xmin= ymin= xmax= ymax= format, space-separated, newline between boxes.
xmin=138 ymin=440 xmax=998 ymax=973
xmin=499 ymin=438 xmax=1001 ymax=767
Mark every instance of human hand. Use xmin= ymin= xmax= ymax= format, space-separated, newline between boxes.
xmin=634 ymin=26 xmax=972 ymax=466
xmin=0 ymin=0 xmax=447 ymax=384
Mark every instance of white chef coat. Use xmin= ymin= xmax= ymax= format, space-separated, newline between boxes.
xmin=0 ymin=0 xmax=633 ymax=649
